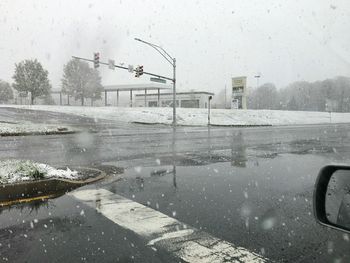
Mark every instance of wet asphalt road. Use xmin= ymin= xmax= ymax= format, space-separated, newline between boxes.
xmin=1 ymin=107 xmax=350 ymax=262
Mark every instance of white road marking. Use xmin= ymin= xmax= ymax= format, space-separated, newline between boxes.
xmin=147 ymin=229 xmax=194 ymax=246
xmin=70 ymin=188 xmax=268 ymax=263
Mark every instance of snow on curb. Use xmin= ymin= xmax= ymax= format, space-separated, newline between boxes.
xmin=1 ymin=105 xmax=350 ymax=126
xmin=0 ymin=121 xmax=76 ymax=136
xmin=0 ymin=159 xmax=81 ymax=184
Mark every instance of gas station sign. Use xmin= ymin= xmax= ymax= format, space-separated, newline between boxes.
xmin=231 ymin=76 xmax=247 ymax=109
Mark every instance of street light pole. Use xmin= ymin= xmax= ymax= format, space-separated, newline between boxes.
xmin=134 ymin=38 xmax=176 ymax=126
xmin=254 ymin=74 xmax=261 ymax=89
xmin=173 ymin=58 xmax=176 ymax=126
xmin=208 ymin=96 xmax=212 ymax=126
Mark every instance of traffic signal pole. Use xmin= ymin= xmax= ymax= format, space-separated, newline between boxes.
xmin=73 ymin=46 xmax=176 ymax=126
xmin=134 ymin=38 xmax=176 ymax=127
xmin=72 ymin=56 xmax=173 ymax=82
xmin=172 ymin=58 xmax=176 ymax=127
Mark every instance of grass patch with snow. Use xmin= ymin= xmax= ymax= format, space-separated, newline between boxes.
xmin=2 ymin=105 xmax=350 ymax=126
xmin=0 ymin=160 xmax=80 ymax=184
xmin=0 ymin=122 xmax=76 ymax=136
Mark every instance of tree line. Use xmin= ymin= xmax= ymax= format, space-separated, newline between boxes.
xmin=0 ymin=58 xmax=103 ymax=105
xmin=247 ymin=76 xmax=350 ymax=112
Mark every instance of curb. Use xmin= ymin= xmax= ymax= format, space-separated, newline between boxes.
xmin=131 ymin=121 xmax=273 ymax=127
xmin=0 ymin=167 xmax=116 ymax=207
xmin=0 ymin=130 xmax=78 ymax=137
xmin=210 ymin=124 xmax=272 ymax=127
xmin=132 ymin=121 xmax=169 ymax=126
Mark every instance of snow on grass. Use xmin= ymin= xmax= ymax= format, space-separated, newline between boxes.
xmin=1 ymin=105 xmax=350 ymax=126
xmin=0 ymin=159 xmax=80 ymax=184
xmin=0 ymin=121 xmax=75 ymax=136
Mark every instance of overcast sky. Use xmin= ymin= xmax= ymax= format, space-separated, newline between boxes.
xmin=1 ymin=0 xmax=349 ymax=93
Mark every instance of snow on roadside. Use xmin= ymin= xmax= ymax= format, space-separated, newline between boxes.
xmin=0 ymin=159 xmax=81 ymax=184
xmin=1 ymin=105 xmax=350 ymax=126
xmin=0 ymin=121 xmax=75 ymax=136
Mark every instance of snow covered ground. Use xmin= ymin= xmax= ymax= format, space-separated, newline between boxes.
xmin=1 ymin=105 xmax=350 ymax=126
xmin=0 ymin=159 xmax=80 ymax=184
xmin=0 ymin=121 xmax=76 ymax=136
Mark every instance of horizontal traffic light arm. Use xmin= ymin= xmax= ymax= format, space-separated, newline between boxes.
xmin=72 ymin=56 xmax=174 ymax=82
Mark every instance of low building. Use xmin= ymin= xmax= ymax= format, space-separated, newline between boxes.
xmin=135 ymin=91 xmax=214 ymax=108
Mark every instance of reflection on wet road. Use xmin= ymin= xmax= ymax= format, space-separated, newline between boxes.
xmin=109 ymin=154 xmax=350 ymax=262
xmin=1 ymin=108 xmax=350 ymax=262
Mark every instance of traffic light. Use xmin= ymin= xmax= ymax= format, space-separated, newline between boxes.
xmin=135 ymin=65 xmax=144 ymax=77
xmin=94 ymin=52 xmax=100 ymax=69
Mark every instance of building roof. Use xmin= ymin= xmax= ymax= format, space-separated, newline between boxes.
xmin=50 ymin=84 xmax=170 ymax=94
xmin=103 ymin=84 xmax=171 ymax=92
xmin=135 ymin=91 xmax=214 ymax=97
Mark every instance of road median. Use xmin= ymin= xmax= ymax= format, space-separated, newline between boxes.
xmin=0 ymin=121 xmax=79 ymax=137
xmin=0 ymin=164 xmax=123 ymax=207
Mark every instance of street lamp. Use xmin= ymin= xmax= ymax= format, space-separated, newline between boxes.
xmin=208 ymin=95 xmax=212 ymax=126
xmin=254 ymin=74 xmax=261 ymax=89
xmin=134 ymin=38 xmax=177 ymax=126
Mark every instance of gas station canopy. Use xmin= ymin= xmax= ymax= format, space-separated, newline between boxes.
xmin=103 ymin=84 xmax=171 ymax=92
xmin=103 ymin=84 xmax=172 ymax=107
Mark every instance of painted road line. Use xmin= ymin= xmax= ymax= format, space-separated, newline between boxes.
xmin=69 ymin=188 xmax=268 ymax=263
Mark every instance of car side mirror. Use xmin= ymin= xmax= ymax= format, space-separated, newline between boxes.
xmin=313 ymin=165 xmax=350 ymax=233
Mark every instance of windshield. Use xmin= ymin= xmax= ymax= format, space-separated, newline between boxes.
xmin=1 ymin=1 xmax=350 ymax=262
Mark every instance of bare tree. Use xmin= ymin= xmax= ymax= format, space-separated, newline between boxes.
xmin=248 ymin=76 xmax=350 ymax=112
xmin=62 ymin=59 xmax=103 ymax=106
xmin=0 ymin=80 xmax=14 ymax=104
xmin=248 ymin=83 xmax=278 ymax=109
